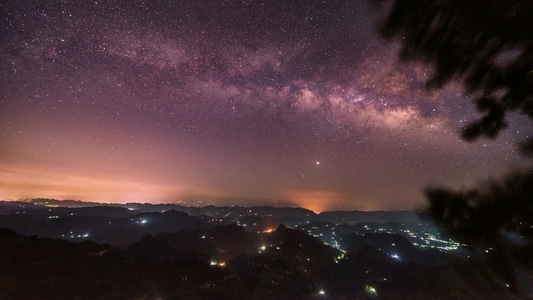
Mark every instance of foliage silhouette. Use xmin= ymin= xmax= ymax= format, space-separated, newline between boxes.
xmin=425 ymin=169 xmax=533 ymax=245
xmin=380 ymin=0 xmax=533 ymax=291
xmin=423 ymin=168 xmax=533 ymax=289
xmin=380 ymin=0 xmax=533 ymax=152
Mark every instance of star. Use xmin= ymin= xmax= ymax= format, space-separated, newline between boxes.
xmin=0 ymin=0 xmax=527 ymax=211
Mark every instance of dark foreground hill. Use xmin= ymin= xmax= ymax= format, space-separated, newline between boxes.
xmin=0 ymin=225 xmax=522 ymax=300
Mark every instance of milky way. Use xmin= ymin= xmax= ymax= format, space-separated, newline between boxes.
xmin=1 ymin=1 xmax=529 ymax=211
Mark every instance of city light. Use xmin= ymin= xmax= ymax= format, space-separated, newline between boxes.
xmin=390 ymin=253 xmax=400 ymax=261
xmin=365 ymin=285 xmax=378 ymax=297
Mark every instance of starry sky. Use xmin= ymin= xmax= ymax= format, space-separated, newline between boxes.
xmin=1 ymin=1 xmax=530 ymax=212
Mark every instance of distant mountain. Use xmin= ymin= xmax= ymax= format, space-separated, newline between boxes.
xmin=343 ymin=233 xmax=454 ymax=266
xmin=0 ymin=204 xmax=213 ymax=247
xmin=14 ymin=198 xmax=425 ymax=223
xmin=318 ymin=210 xmax=422 ymax=224
xmin=23 ymin=198 xmax=116 ymax=208
xmin=0 ymin=200 xmax=449 ymax=252
xmin=0 ymin=201 xmax=48 ymax=214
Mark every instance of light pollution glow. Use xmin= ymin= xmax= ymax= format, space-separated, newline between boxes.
xmin=1 ymin=1 xmax=529 ymax=212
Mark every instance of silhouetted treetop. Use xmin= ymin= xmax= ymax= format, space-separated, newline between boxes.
xmin=423 ymin=168 xmax=533 ymax=289
xmin=425 ymin=168 xmax=533 ymax=248
xmin=381 ymin=0 xmax=533 ymax=151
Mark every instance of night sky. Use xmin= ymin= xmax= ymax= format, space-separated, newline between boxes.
xmin=1 ymin=1 xmax=530 ymax=212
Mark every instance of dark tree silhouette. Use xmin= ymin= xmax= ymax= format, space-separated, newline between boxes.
xmin=423 ymin=169 xmax=533 ymax=289
xmin=380 ymin=0 xmax=533 ymax=153
xmin=426 ymin=170 xmax=533 ymax=244
xmin=380 ymin=0 xmax=533 ymax=290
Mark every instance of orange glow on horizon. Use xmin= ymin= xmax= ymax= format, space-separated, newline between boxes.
xmin=284 ymin=190 xmax=343 ymax=213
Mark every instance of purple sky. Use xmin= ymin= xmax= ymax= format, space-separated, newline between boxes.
xmin=1 ymin=1 xmax=530 ymax=212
